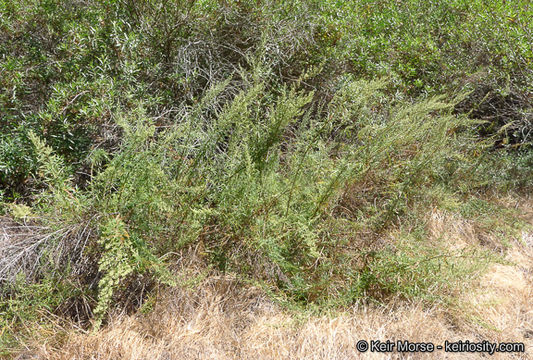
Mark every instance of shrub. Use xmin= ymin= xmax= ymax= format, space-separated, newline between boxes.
xmin=1 ymin=0 xmax=531 ymax=354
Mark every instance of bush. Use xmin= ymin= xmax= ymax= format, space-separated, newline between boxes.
xmin=1 ymin=0 xmax=531 ymax=354
xmin=2 ymin=70 xmax=487 ymax=322
xmin=2 ymin=0 xmax=531 ymax=199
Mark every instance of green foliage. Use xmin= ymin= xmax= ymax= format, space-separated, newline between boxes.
xmin=93 ymin=216 xmax=136 ymax=329
xmin=0 ymin=272 xmax=81 ymax=355
xmin=27 ymin=127 xmax=174 ymax=329
xmin=1 ymin=0 xmax=531 ymax=197
xmin=28 ymin=132 xmax=72 ymax=192
xmin=348 ymin=238 xmax=491 ymax=303
xmin=0 ymin=0 xmax=531 ymax=353
xmin=75 ymin=75 xmax=483 ymax=305
xmin=5 ymin=203 xmax=33 ymax=220
xmin=310 ymin=0 xmax=532 ymax=94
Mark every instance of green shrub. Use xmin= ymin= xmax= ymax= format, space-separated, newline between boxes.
xmin=1 ymin=0 xmax=531 ymax=354
xmin=4 ymin=70 xmax=486 ymax=323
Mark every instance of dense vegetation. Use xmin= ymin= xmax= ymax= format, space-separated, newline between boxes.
xmin=1 ymin=0 xmax=531 ymax=354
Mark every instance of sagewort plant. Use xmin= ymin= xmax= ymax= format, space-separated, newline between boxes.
xmin=1 ymin=63 xmax=490 ymax=337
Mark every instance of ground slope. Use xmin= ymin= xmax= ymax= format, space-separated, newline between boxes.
xmin=20 ymin=200 xmax=532 ymax=360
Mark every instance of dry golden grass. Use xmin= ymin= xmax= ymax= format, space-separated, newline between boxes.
xmin=17 ymin=202 xmax=533 ymax=360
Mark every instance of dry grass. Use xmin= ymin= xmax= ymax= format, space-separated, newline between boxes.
xmin=15 ymin=203 xmax=533 ymax=360
xmin=0 ymin=215 xmax=94 ymax=285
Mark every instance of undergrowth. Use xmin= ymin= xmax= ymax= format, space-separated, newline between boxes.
xmin=0 ymin=0 xmax=532 ymax=355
